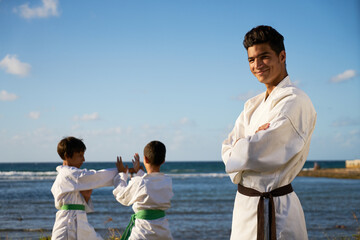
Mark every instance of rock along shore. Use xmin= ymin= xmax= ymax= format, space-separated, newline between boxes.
xmin=298 ymin=168 xmax=360 ymax=179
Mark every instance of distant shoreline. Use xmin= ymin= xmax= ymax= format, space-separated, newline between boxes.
xmin=298 ymin=168 xmax=360 ymax=179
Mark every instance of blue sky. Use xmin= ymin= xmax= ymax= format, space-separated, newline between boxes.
xmin=0 ymin=0 xmax=359 ymax=163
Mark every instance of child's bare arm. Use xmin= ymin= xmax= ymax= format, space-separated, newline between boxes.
xmin=80 ymin=189 xmax=92 ymax=203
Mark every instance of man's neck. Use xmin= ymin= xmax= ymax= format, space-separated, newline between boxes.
xmin=265 ymin=73 xmax=288 ymax=100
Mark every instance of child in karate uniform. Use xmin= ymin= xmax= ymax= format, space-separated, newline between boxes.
xmin=51 ymin=136 xmax=119 ymax=240
xmin=113 ymin=140 xmax=173 ymax=240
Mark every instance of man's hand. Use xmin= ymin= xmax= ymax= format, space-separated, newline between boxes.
xmin=80 ymin=189 xmax=92 ymax=203
xmin=116 ymin=156 xmax=128 ymax=173
xmin=256 ymin=123 xmax=270 ymax=133
xmin=132 ymin=153 xmax=140 ymax=173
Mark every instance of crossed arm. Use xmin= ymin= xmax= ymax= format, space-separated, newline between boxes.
xmin=232 ymin=122 xmax=270 ymax=146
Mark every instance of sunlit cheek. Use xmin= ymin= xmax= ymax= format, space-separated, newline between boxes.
xmin=249 ymin=63 xmax=254 ymax=71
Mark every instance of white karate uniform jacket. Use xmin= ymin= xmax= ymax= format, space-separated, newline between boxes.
xmin=113 ymin=169 xmax=173 ymax=240
xmin=51 ymin=165 xmax=118 ymax=240
xmin=222 ymin=76 xmax=316 ymax=240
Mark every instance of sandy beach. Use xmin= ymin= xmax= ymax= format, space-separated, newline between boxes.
xmin=298 ymin=168 xmax=360 ymax=179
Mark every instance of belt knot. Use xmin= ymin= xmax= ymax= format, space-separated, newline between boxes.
xmin=260 ymin=192 xmax=272 ymax=198
xmin=238 ymin=183 xmax=293 ymax=240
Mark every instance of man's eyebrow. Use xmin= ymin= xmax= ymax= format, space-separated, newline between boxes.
xmin=248 ymin=51 xmax=271 ymax=59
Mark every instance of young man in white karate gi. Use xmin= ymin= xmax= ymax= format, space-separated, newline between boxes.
xmin=113 ymin=140 xmax=173 ymax=240
xmin=222 ymin=25 xmax=317 ymax=240
xmin=51 ymin=136 xmax=119 ymax=240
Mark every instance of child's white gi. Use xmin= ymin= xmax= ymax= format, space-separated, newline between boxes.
xmin=51 ymin=165 xmax=117 ymax=240
xmin=113 ymin=170 xmax=173 ymax=240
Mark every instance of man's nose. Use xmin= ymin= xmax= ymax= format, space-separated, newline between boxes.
xmin=254 ymin=58 xmax=264 ymax=69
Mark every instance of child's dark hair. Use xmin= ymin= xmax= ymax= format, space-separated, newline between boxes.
xmin=243 ymin=25 xmax=285 ymax=55
xmin=57 ymin=136 xmax=86 ymax=160
xmin=144 ymin=141 xmax=166 ymax=166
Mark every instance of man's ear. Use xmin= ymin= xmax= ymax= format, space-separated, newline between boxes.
xmin=279 ymin=50 xmax=286 ymax=63
xmin=144 ymin=156 xmax=150 ymax=163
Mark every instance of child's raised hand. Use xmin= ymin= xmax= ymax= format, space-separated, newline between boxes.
xmin=132 ymin=153 xmax=140 ymax=172
xmin=116 ymin=156 xmax=128 ymax=173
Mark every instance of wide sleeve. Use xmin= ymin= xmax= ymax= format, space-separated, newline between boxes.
xmin=222 ymin=111 xmax=245 ymax=165
xmin=72 ymin=168 xmax=118 ymax=191
xmin=113 ymin=173 xmax=145 ymax=206
xmin=226 ymin=115 xmax=305 ymax=174
xmin=222 ymin=112 xmax=246 ymax=181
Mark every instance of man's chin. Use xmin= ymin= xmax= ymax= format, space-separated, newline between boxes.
xmin=256 ymin=77 xmax=268 ymax=84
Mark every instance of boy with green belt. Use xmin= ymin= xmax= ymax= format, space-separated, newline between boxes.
xmin=113 ymin=140 xmax=173 ymax=240
xmin=51 ymin=136 xmax=119 ymax=240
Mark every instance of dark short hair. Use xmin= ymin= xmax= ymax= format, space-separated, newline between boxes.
xmin=57 ymin=136 xmax=86 ymax=160
xmin=143 ymin=141 xmax=166 ymax=166
xmin=243 ymin=25 xmax=285 ymax=55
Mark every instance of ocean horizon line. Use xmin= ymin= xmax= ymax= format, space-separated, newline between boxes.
xmin=0 ymin=159 xmax=348 ymax=164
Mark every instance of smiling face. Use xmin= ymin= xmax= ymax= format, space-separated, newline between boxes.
xmin=66 ymin=151 xmax=85 ymax=168
xmin=247 ymin=43 xmax=287 ymax=90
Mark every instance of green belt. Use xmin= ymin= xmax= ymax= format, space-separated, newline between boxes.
xmin=60 ymin=204 xmax=85 ymax=211
xmin=121 ymin=209 xmax=165 ymax=240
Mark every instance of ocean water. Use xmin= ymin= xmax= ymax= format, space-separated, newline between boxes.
xmin=0 ymin=161 xmax=359 ymax=240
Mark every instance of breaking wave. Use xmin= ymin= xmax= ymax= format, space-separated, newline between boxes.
xmin=0 ymin=171 xmax=57 ymax=180
xmin=0 ymin=171 xmax=228 ymax=180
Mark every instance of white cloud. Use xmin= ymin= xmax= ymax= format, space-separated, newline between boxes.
xmin=331 ymin=69 xmax=356 ymax=83
xmin=74 ymin=126 xmax=134 ymax=138
xmin=332 ymin=117 xmax=360 ymax=127
xmin=14 ymin=0 xmax=59 ymax=19
xmin=0 ymin=90 xmax=18 ymax=101
xmin=0 ymin=55 xmax=31 ymax=77
xmin=333 ymin=129 xmax=360 ymax=148
xmin=74 ymin=112 xmax=100 ymax=121
xmin=29 ymin=111 xmax=40 ymax=120
xmin=175 ymin=117 xmax=196 ymax=127
xmin=232 ymin=90 xmax=262 ymax=101
xmin=9 ymin=127 xmax=57 ymax=147
xmin=168 ymin=130 xmax=186 ymax=151
xmin=179 ymin=117 xmax=190 ymax=125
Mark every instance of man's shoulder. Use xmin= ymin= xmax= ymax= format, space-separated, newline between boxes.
xmin=244 ymin=92 xmax=266 ymax=109
xmin=277 ymin=77 xmax=312 ymax=100
xmin=269 ymin=77 xmax=312 ymax=106
xmin=270 ymin=82 xmax=316 ymax=138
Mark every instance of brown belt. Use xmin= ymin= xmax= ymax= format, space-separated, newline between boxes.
xmin=237 ymin=183 xmax=293 ymax=240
